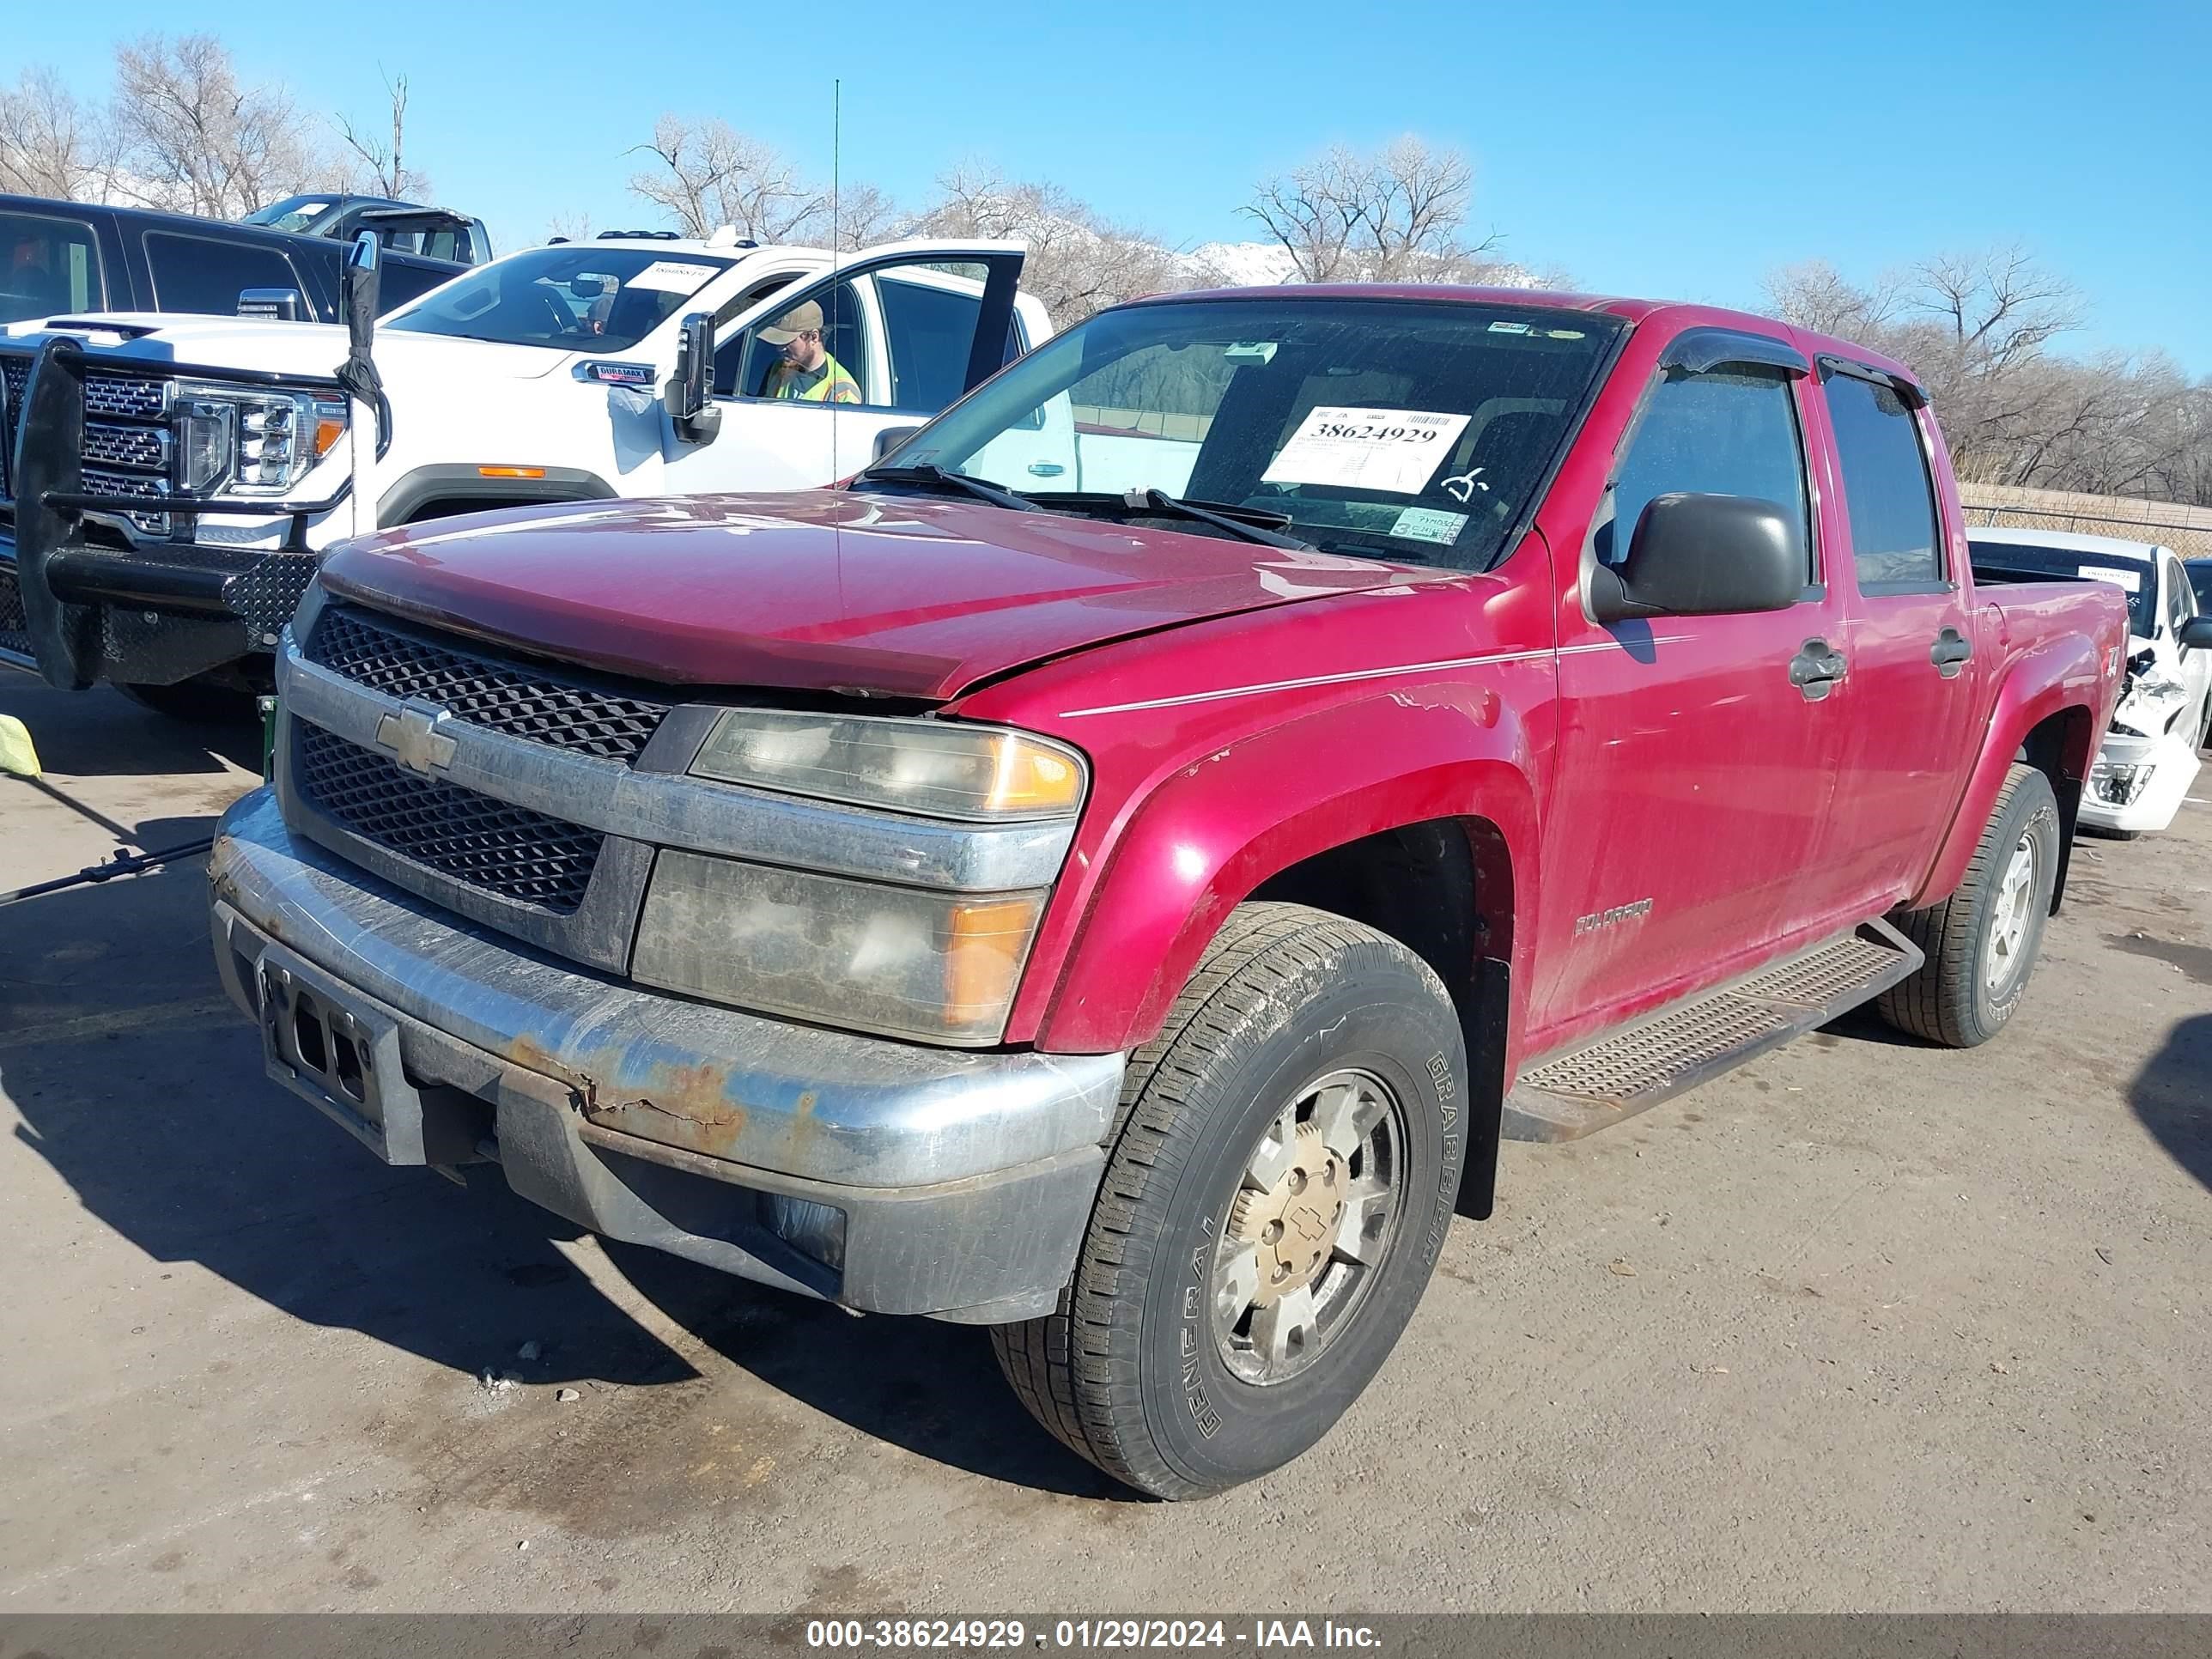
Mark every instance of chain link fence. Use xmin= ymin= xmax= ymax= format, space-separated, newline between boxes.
xmin=1958 ymin=483 xmax=2212 ymax=560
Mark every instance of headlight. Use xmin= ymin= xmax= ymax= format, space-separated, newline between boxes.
xmin=690 ymin=710 xmax=1085 ymax=821
xmin=173 ymin=381 xmax=348 ymax=497
xmin=633 ymin=851 xmax=1046 ymax=1044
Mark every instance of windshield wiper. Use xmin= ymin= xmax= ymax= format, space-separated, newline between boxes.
xmin=855 ymin=464 xmax=1039 ymax=514
xmin=1048 ymin=489 xmax=1316 ymax=550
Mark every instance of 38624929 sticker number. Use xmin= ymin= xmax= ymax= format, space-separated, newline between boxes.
xmin=1261 ymin=405 xmax=1473 ymax=495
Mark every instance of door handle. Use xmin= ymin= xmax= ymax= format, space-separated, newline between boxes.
xmin=1027 ymin=461 xmax=1066 ymax=477
xmin=1788 ymin=637 xmax=1848 ymax=702
xmin=1930 ymin=626 xmax=1972 ymax=678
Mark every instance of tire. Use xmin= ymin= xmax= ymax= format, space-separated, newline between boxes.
xmin=115 ymin=678 xmax=258 ymax=725
xmin=1877 ymin=763 xmax=2059 ymax=1048
xmin=992 ymin=902 xmax=1468 ymax=1499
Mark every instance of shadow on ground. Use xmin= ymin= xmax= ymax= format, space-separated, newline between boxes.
xmin=2131 ymin=1012 xmax=2212 ymax=1194
xmin=1 ymin=678 xmax=261 ymax=782
xmin=0 ymin=854 xmax=1115 ymax=1498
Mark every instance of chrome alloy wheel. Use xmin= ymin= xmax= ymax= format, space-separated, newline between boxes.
xmin=1984 ymin=829 xmax=2041 ymax=994
xmin=1210 ymin=1068 xmax=1404 ymax=1386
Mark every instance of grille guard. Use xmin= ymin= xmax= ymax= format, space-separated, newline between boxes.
xmin=4 ymin=334 xmax=351 ymax=689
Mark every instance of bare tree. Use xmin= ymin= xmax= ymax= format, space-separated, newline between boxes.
xmin=1244 ymin=137 xmax=1502 ymax=283
xmin=334 ymin=69 xmax=428 ymax=199
xmin=1911 ymin=245 xmax=2083 ymax=372
xmin=911 ymin=162 xmax=1184 ymax=322
xmin=112 ymin=33 xmax=313 ymax=216
xmin=0 ymin=66 xmax=123 ymax=200
xmin=627 ymin=115 xmax=823 ymax=240
xmin=1762 ymin=246 xmax=2212 ymax=507
xmin=545 ymin=210 xmax=595 ymax=244
xmin=1764 ymin=258 xmax=1904 ymax=338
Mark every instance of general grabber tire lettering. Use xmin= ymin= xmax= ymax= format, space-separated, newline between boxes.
xmin=991 ymin=902 xmax=1469 ymax=1499
xmin=1877 ymin=763 xmax=2059 ymax=1048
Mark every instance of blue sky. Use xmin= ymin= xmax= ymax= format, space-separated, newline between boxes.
xmin=12 ymin=0 xmax=2211 ymax=371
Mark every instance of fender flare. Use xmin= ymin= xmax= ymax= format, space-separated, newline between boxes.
xmin=375 ymin=463 xmax=616 ymax=527
xmin=1029 ymin=690 xmax=1539 ymax=1057
xmin=1912 ymin=631 xmax=2103 ymax=910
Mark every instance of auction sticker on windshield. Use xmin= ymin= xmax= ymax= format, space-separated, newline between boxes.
xmin=629 ymin=261 xmax=720 ymax=295
xmin=1262 ymin=406 xmax=1471 ymax=495
xmin=2078 ymin=564 xmax=2143 ymax=592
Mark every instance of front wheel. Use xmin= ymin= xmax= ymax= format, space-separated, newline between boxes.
xmin=1877 ymin=763 xmax=2059 ymax=1047
xmin=993 ymin=902 xmax=1468 ymax=1499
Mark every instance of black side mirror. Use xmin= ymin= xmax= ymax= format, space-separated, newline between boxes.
xmin=669 ymin=311 xmax=720 ymax=446
xmin=872 ymin=425 xmax=923 ymax=464
xmin=1589 ymin=492 xmax=1804 ymax=623
xmin=343 ymin=232 xmax=380 ymax=346
xmin=237 ymin=287 xmax=303 ymax=321
xmin=2179 ymin=617 xmax=2212 ymax=653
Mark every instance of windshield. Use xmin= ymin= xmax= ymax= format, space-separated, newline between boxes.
xmin=1971 ymin=538 xmax=2157 ymax=635
xmin=872 ymin=297 xmax=1623 ymax=568
xmin=383 ymin=245 xmax=732 ymax=352
xmin=243 ymin=196 xmax=336 ymax=234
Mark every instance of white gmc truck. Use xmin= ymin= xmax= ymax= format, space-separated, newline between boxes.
xmin=0 ymin=232 xmax=1044 ymax=714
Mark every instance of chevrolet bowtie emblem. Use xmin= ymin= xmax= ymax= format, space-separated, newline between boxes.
xmin=374 ymin=701 xmax=458 ymax=776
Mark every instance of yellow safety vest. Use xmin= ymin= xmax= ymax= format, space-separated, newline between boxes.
xmin=766 ymin=352 xmax=860 ymax=404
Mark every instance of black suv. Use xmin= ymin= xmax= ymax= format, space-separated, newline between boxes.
xmin=0 ymin=194 xmax=471 ymax=329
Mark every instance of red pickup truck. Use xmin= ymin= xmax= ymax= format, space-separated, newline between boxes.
xmin=206 ymin=283 xmax=2128 ymax=1499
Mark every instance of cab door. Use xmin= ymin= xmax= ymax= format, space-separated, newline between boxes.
xmin=1805 ymin=363 xmax=1978 ymax=912
xmin=665 ymin=240 xmax=1024 ymax=494
xmin=1531 ymin=332 xmax=1856 ymax=1039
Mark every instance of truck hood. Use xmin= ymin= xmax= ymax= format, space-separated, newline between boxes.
xmin=0 ymin=313 xmax=568 ymax=382
xmin=318 ymin=491 xmax=1454 ymax=700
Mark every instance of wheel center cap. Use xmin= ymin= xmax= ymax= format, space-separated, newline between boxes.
xmin=1230 ymin=1123 xmax=1346 ymax=1305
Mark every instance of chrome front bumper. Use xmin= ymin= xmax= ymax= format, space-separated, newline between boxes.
xmin=208 ymin=788 xmax=1124 ymax=1321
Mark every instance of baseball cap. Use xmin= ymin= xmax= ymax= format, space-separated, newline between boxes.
xmin=757 ymin=299 xmax=825 ymax=344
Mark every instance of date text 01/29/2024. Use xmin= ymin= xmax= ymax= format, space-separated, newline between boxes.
xmin=802 ymin=1620 xmax=1382 ymax=1650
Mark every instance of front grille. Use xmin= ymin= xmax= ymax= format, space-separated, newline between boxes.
xmin=293 ymin=721 xmax=604 ymax=913
xmin=0 ymin=565 xmax=29 ymax=659
xmin=0 ymin=354 xmax=170 ymax=528
xmin=82 ymin=422 xmax=167 ymax=470
xmin=307 ymin=605 xmax=672 ymax=763
xmin=82 ymin=374 xmax=166 ymax=420
xmin=0 ymin=356 xmax=27 ymax=496
xmin=0 ymin=355 xmax=169 ymax=531
xmin=82 ymin=465 xmax=169 ymax=534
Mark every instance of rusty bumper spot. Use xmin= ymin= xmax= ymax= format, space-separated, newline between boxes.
xmin=577 ymin=1059 xmax=750 ymax=1160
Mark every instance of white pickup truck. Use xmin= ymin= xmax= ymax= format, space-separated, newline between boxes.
xmin=0 ymin=232 xmax=1045 ymax=713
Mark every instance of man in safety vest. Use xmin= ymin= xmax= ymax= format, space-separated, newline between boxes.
xmin=757 ymin=299 xmax=861 ymax=403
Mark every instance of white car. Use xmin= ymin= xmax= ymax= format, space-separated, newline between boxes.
xmin=0 ymin=232 xmax=1048 ymax=708
xmin=1969 ymin=526 xmax=2212 ymax=835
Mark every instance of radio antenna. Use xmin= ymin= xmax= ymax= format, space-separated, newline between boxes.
xmin=830 ymin=77 xmax=842 ymax=489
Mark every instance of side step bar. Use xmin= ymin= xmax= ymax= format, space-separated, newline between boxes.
xmin=1504 ymin=919 xmax=1923 ymax=1141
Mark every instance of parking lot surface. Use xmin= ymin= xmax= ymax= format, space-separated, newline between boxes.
xmin=3 ymin=679 xmax=2209 ymax=1612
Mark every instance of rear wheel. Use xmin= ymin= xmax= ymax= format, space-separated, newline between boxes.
xmin=1877 ymin=763 xmax=2058 ymax=1047
xmin=992 ymin=902 xmax=1468 ymax=1499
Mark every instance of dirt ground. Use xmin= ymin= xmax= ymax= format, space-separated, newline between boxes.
xmin=3 ymin=678 xmax=2208 ymax=1613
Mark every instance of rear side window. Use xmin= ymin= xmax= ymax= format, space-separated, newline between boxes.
xmin=0 ymin=211 xmax=105 ymax=323
xmin=1826 ymin=374 xmax=1942 ymax=587
xmin=1602 ymin=368 xmax=1813 ymax=579
xmin=146 ymin=233 xmax=304 ymax=316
